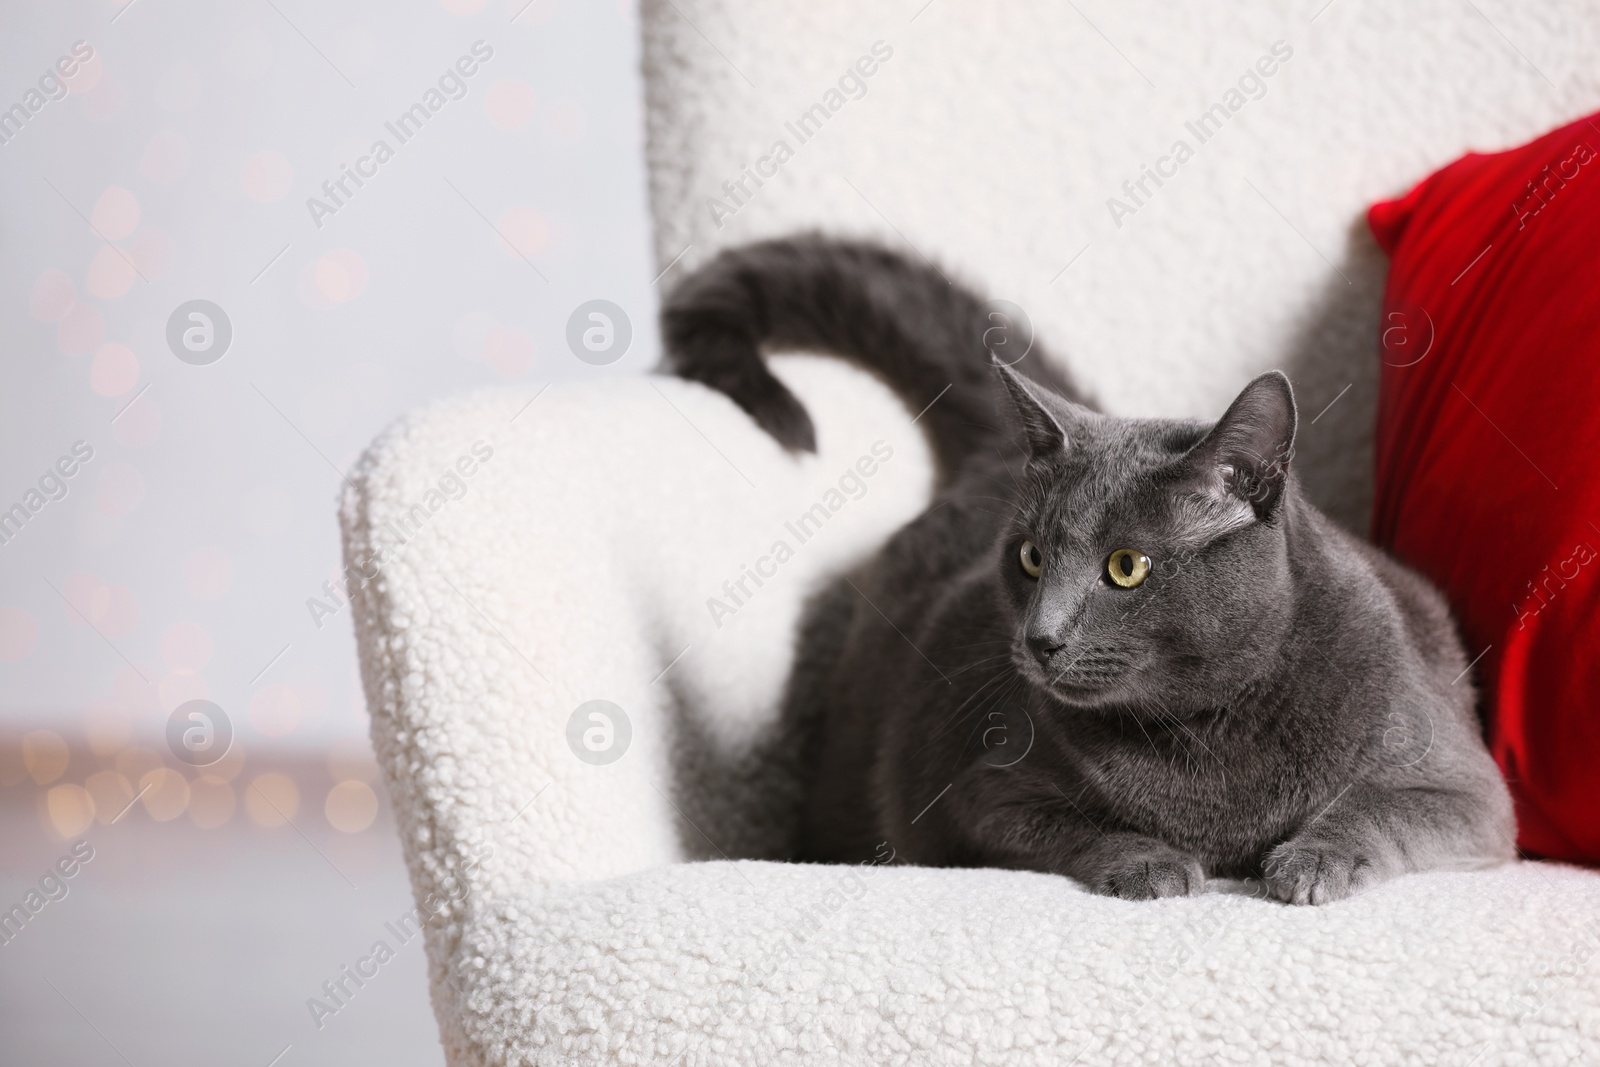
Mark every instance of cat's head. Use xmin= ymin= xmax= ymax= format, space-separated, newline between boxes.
xmin=996 ymin=362 xmax=1300 ymax=717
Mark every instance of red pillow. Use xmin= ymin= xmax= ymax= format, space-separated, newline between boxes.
xmin=1368 ymin=111 xmax=1600 ymax=864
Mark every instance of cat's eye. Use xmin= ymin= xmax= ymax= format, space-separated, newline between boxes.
xmin=1107 ymin=549 xmax=1150 ymax=588
xmin=1019 ymin=539 xmax=1043 ymax=578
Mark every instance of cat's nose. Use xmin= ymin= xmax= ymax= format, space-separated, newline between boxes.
xmin=1026 ymin=630 xmax=1066 ymax=666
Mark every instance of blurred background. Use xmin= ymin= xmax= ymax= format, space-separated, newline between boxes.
xmin=0 ymin=1 xmax=653 ymax=1063
xmin=8 ymin=0 xmax=1599 ymax=1062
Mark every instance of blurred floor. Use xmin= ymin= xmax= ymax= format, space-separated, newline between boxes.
xmin=0 ymin=741 xmax=443 ymax=1067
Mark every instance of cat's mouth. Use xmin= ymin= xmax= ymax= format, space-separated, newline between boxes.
xmin=1018 ymin=641 xmax=1140 ymax=699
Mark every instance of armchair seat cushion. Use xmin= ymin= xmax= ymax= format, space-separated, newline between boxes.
xmin=452 ymin=860 xmax=1600 ymax=1066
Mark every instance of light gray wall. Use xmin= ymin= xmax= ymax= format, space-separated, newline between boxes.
xmin=0 ymin=0 xmax=658 ymax=746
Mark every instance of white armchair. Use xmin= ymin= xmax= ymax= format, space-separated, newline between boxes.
xmin=344 ymin=3 xmax=1600 ymax=1062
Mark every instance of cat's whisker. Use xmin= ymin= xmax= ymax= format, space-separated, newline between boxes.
xmin=943 ymin=652 xmax=1016 ymax=676
xmin=952 ymin=675 xmax=1030 ymax=768
xmin=916 ymin=664 xmax=1024 ymax=753
xmin=1152 ymin=709 xmax=1200 ymax=777
xmin=923 ymin=670 xmax=1016 ymax=741
xmin=1127 ymin=706 xmax=1165 ymax=763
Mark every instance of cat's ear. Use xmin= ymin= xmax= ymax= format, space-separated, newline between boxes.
xmin=994 ymin=360 xmax=1076 ymax=459
xmin=1182 ymin=371 xmax=1298 ymax=521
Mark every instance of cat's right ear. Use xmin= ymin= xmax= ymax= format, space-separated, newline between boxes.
xmin=994 ymin=360 xmax=1070 ymax=459
xmin=1180 ymin=371 xmax=1298 ymax=523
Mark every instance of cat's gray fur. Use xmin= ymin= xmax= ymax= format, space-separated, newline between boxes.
xmin=663 ymin=234 xmax=1514 ymax=904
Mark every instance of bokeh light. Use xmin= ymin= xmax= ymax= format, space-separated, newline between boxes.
xmin=57 ymin=300 xmax=106 ymax=356
xmin=47 ymin=783 xmax=96 ymax=837
xmin=0 ymin=606 xmax=39 ymax=661
xmin=83 ymin=698 xmax=132 ymax=756
xmin=482 ymin=325 xmax=536 ymax=377
xmin=546 ymin=98 xmax=586 ymax=138
xmin=90 ymin=342 xmax=140 ymax=395
xmin=140 ymin=766 xmax=190 ymax=821
xmin=188 ymin=777 xmax=236 ymax=828
xmin=202 ymin=739 xmax=247 ymax=783
xmin=116 ymin=747 xmax=164 ymax=784
xmin=245 ymin=771 xmax=299 ymax=827
xmin=313 ymin=249 xmax=369 ymax=304
xmin=62 ymin=571 xmax=110 ymax=625
xmin=91 ymin=185 xmax=140 ymax=240
xmin=62 ymin=579 xmax=139 ymax=639
xmin=496 ymin=205 xmax=551 ymax=258
xmin=325 ymin=780 xmax=378 ymax=833
xmin=486 ymin=80 xmax=537 ymax=129
xmin=62 ymin=576 xmax=139 ymax=638
xmin=100 ymin=585 xmax=139 ymax=638
xmin=129 ymin=226 xmax=176 ymax=279
xmin=23 ymin=730 xmax=69 ymax=785
xmin=85 ymin=769 xmax=134 ymax=824
xmin=86 ymin=245 xmax=140 ymax=299
xmin=326 ymin=736 xmax=380 ymax=783
xmin=64 ymin=50 xmax=103 ymax=95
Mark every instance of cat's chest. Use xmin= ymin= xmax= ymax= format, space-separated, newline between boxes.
xmin=1052 ymin=717 xmax=1324 ymax=868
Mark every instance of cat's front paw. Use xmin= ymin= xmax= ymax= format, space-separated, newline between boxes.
xmin=1087 ymin=847 xmax=1205 ymax=900
xmin=1262 ymin=836 xmax=1384 ymax=905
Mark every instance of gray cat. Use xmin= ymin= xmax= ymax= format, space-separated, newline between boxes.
xmin=663 ymin=235 xmax=1514 ymax=904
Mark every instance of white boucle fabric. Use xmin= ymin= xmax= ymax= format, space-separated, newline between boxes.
xmin=345 ymin=4 xmax=1600 ymax=1062
xmin=345 ymin=359 xmax=1600 ymax=1066
xmin=344 ymin=358 xmax=937 ymax=1062
xmin=457 ymin=862 xmax=1600 ymax=1066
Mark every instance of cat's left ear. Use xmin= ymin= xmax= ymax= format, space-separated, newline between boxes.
xmin=1182 ymin=371 xmax=1298 ymax=522
xmin=993 ymin=360 xmax=1087 ymax=460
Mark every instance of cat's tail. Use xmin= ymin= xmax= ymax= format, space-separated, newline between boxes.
xmin=660 ymin=234 xmax=1085 ymax=476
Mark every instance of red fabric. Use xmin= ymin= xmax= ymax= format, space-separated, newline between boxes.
xmin=1368 ymin=111 xmax=1600 ymax=864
